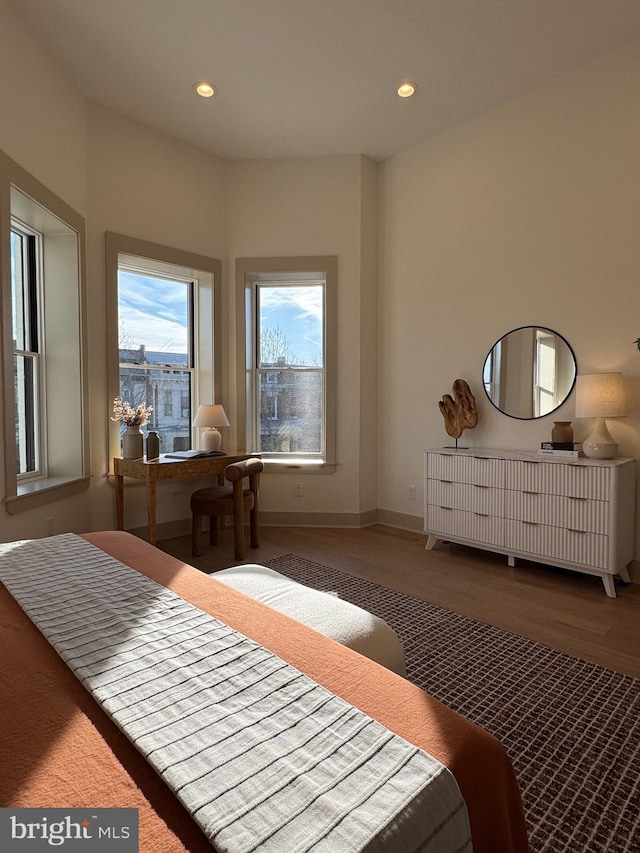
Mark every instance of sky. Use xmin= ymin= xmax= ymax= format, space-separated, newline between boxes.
xmin=118 ymin=272 xmax=188 ymax=354
xmin=259 ymin=284 xmax=323 ymax=365
xmin=119 ymin=273 xmax=323 ymax=364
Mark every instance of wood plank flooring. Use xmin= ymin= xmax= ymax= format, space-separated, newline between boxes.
xmin=158 ymin=524 xmax=640 ymax=679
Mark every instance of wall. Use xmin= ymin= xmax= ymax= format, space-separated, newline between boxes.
xmin=86 ymin=103 xmax=229 ymax=532
xmin=0 ymin=0 xmax=86 ymax=214
xmin=378 ymin=39 xmax=640 ymax=565
xmin=0 ymin=0 xmax=91 ymax=540
xmin=227 ymin=155 xmax=378 ymax=523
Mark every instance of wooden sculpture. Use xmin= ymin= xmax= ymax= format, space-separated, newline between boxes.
xmin=439 ymin=379 xmax=478 ymax=441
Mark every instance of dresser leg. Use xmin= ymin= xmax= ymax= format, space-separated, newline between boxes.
xmin=602 ymin=574 xmax=617 ymax=598
xmin=619 ymin=565 xmax=631 ymax=583
xmin=425 ymin=534 xmax=439 ymax=551
xmin=508 ymin=555 xmax=516 ymax=568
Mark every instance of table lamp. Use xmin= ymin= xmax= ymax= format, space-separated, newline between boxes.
xmin=193 ymin=404 xmax=230 ymax=451
xmin=574 ymin=373 xmax=626 ymax=459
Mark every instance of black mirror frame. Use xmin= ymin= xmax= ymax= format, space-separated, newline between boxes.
xmin=482 ymin=325 xmax=577 ymax=420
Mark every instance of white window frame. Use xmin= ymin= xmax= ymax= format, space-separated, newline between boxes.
xmin=106 ymin=233 xmax=223 ymax=466
xmin=0 ymin=150 xmax=90 ymax=513
xmin=236 ymin=256 xmax=337 ymax=470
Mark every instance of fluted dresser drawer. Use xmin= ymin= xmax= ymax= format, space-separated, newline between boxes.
xmin=428 ymin=506 xmax=504 ymax=547
xmin=504 ymin=521 xmax=608 ymax=569
xmin=505 ymin=460 xmax=611 ymax=500
xmin=427 ymin=452 xmax=505 ymax=488
xmin=506 ymin=491 xmax=608 ymax=535
xmin=427 ymin=480 xmax=505 ymax=516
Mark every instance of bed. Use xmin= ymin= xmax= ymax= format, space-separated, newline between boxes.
xmin=0 ymin=531 xmax=529 ymax=852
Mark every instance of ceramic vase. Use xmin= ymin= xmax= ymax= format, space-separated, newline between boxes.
xmin=122 ymin=425 xmax=144 ymax=459
xmin=551 ymin=421 xmax=574 ymax=444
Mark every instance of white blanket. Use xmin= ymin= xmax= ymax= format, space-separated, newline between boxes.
xmin=0 ymin=534 xmax=472 ymax=853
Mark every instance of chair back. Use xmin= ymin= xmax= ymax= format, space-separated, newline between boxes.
xmin=225 ymin=458 xmax=263 ymax=491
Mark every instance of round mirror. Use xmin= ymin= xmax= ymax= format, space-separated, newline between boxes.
xmin=482 ymin=326 xmax=577 ymax=419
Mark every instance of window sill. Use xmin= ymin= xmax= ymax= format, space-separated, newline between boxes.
xmin=261 ymin=459 xmax=337 ymax=474
xmin=5 ymin=475 xmax=91 ymax=515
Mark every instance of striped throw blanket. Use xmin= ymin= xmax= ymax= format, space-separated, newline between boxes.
xmin=0 ymin=534 xmax=472 ymax=853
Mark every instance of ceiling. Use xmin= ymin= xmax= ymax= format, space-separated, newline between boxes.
xmin=11 ymin=0 xmax=640 ymax=161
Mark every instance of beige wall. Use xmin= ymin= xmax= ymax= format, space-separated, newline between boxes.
xmin=378 ymin=39 xmax=640 ymax=557
xmin=0 ymin=0 xmax=86 ymax=214
xmin=86 ymin=103 xmax=229 ymax=532
xmin=0 ymin=0 xmax=90 ymax=540
xmin=227 ymin=155 xmax=378 ymax=522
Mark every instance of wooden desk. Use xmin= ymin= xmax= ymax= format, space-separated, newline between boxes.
xmin=114 ymin=453 xmax=253 ymax=546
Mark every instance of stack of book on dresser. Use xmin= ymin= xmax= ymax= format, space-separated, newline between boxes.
xmin=538 ymin=441 xmax=584 ymax=458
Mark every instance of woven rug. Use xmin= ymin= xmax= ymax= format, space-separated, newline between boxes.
xmin=262 ymin=554 xmax=640 ymax=853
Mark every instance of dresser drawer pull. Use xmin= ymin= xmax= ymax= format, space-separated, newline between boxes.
xmin=523 ymin=490 xmax=539 ymax=495
xmin=439 ymin=505 xmax=454 ymax=510
xmin=567 ymin=528 xmax=586 ymax=534
xmin=568 ymin=496 xmax=587 ymax=501
xmin=473 ymin=484 xmax=489 ymax=489
xmin=474 ymin=512 xmax=489 ymax=517
xmin=522 ymin=520 xmax=539 ymax=526
xmin=439 ymin=479 xmax=453 ymax=484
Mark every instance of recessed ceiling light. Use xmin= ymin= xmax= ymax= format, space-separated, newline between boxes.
xmin=397 ymin=81 xmax=418 ymax=98
xmin=193 ymin=81 xmax=217 ymax=98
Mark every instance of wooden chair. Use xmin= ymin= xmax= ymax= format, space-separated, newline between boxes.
xmin=190 ymin=458 xmax=264 ymax=561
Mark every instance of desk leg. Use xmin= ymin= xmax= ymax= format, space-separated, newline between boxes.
xmin=115 ymin=474 xmax=125 ymax=530
xmin=147 ymin=480 xmax=157 ymax=546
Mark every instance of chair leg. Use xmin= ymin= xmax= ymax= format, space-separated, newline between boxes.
xmin=232 ymin=481 xmax=246 ymax=560
xmin=209 ymin=516 xmax=219 ymax=546
xmin=192 ymin=513 xmax=202 ymax=556
xmin=249 ymin=505 xmax=260 ymax=549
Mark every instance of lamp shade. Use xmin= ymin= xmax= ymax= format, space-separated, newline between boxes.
xmin=192 ymin=404 xmax=230 ymax=428
xmin=574 ymin=373 xmax=626 ymax=420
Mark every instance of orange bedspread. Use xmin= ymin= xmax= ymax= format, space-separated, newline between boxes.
xmin=0 ymin=531 xmax=529 ymax=852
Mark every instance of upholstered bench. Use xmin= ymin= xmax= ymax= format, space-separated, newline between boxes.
xmin=215 ymin=564 xmax=406 ymax=677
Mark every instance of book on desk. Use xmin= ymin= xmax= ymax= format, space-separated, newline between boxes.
xmin=164 ymin=449 xmax=228 ymax=460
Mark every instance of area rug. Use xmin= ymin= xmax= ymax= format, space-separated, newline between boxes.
xmin=263 ymin=554 xmax=640 ymax=853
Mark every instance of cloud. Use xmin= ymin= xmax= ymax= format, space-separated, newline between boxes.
xmin=260 ymin=285 xmax=323 ymax=322
xmin=119 ymin=272 xmax=188 ymax=353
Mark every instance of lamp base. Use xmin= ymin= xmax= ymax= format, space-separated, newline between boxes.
xmin=582 ymin=417 xmax=617 ymax=459
xmin=201 ymin=428 xmax=222 ymax=451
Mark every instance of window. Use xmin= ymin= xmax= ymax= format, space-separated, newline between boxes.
xmin=118 ymin=266 xmax=194 ymax=455
xmin=106 ymin=233 xmax=223 ymax=464
xmin=0 ymin=151 xmax=89 ymax=512
xmin=11 ymin=224 xmax=42 ymax=478
xmin=236 ymin=257 xmax=337 ymax=467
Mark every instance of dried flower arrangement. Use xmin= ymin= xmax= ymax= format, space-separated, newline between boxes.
xmin=111 ymin=397 xmax=153 ymax=427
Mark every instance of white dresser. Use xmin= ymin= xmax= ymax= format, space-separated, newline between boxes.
xmin=424 ymin=448 xmax=636 ymax=597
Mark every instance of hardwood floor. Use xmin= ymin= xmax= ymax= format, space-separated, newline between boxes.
xmin=158 ymin=524 xmax=640 ymax=679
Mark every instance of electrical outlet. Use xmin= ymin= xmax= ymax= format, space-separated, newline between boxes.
xmin=294 ymin=482 xmax=304 ymax=497
xmin=407 ymin=485 xmax=416 ymax=501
